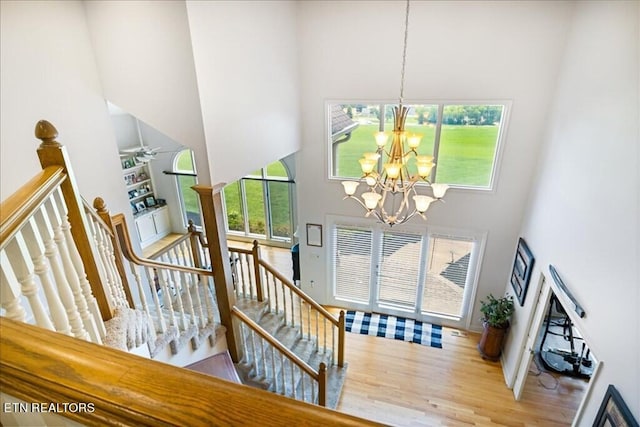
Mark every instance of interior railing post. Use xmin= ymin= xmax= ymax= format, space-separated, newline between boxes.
xmin=35 ymin=121 xmax=113 ymax=321
xmin=187 ymin=220 xmax=203 ymax=269
xmin=318 ymin=362 xmax=327 ymax=407
xmin=93 ymin=198 xmax=135 ymax=309
xmin=192 ymin=184 xmax=242 ymax=362
xmin=251 ymin=240 xmax=263 ymax=301
xmin=338 ymin=310 xmax=345 ymax=368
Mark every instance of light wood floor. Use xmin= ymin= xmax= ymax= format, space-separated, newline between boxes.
xmin=148 ymin=237 xmax=588 ymax=425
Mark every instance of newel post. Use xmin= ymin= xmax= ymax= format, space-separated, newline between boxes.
xmin=34 ymin=121 xmax=114 ymax=321
xmin=338 ymin=310 xmax=345 ymax=367
xmin=187 ymin=220 xmax=203 ymax=269
xmin=251 ymin=240 xmax=264 ymax=301
xmin=192 ymin=184 xmax=242 ymax=362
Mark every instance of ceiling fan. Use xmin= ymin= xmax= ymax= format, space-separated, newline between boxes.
xmin=118 ymin=118 xmax=174 ymax=163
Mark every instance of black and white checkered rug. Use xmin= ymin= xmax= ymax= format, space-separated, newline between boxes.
xmin=345 ymin=310 xmax=442 ymax=349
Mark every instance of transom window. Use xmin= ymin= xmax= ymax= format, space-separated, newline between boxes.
xmin=329 ymin=102 xmax=507 ymax=189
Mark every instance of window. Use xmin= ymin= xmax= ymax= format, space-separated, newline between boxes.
xmin=173 ymin=149 xmax=202 ymax=228
xmin=222 ymin=161 xmax=295 ymax=245
xmin=329 ymin=102 xmax=507 ymax=189
xmin=329 ymin=217 xmax=484 ymax=328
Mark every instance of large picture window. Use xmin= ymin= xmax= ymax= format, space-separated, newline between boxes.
xmin=328 ymin=216 xmax=484 ymax=328
xmin=329 ymin=102 xmax=507 ymax=189
xmin=222 ymin=161 xmax=295 ymax=245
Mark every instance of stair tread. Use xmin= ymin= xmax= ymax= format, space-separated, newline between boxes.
xmin=186 ymin=351 xmax=242 ymax=384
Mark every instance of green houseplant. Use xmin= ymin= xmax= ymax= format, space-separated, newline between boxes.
xmin=477 ymin=294 xmax=515 ymax=361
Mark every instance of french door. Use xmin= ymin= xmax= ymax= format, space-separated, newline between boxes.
xmin=330 ymin=218 xmax=482 ymax=328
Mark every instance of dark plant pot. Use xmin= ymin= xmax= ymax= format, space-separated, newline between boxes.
xmin=477 ymin=322 xmax=508 ymax=362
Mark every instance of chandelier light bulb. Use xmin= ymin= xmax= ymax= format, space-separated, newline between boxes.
xmin=374 ymin=132 xmax=388 ymax=147
xmin=362 ymin=192 xmax=382 ymax=209
xmin=342 ymin=181 xmax=359 ymax=196
xmin=359 ymin=158 xmax=377 ymax=174
xmin=363 ymin=152 xmax=381 ymax=161
xmin=417 ymin=161 xmax=434 ymax=177
xmin=407 ymin=133 xmax=422 ymax=149
xmin=431 ymin=183 xmax=450 ymax=199
xmin=384 ymin=162 xmax=401 ymax=179
xmin=365 ymin=175 xmax=377 ymax=187
xmin=413 ymin=195 xmax=435 ymax=213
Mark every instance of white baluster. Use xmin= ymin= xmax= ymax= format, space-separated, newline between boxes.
xmin=323 ymin=317 xmax=327 ymax=353
xmin=179 ymin=271 xmax=198 ymax=329
xmin=20 ymin=219 xmax=71 ymax=335
xmin=88 ymin=214 xmax=124 ymax=309
xmin=33 ymin=206 xmax=89 ymax=340
xmin=1 ymin=252 xmax=28 ymax=322
xmin=189 ymin=272 xmax=206 ymax=327
xmin=155 ymin=268 xmax=177 ymax=328
xmin=259 ymin=337 xmax=266 ymax=379
xmin=270 ymin=346 xmax=277 ymax=393
xmin=44 ymin=195 xmax=100 ymax=342
xmin=53 ymin=190 xmax=105 ymax=336
xmin=136 ymin=263 xmax=165 ymax=334
xmin=168 ymin=269 xmax=188 ymax=331
xmin=4 ymin=236 xmax=54 ymax=330
xmin=127 ymin=261 xmax=153 ymax=331
xmin=290 ymin=362 xmax=296 ymax=400
xmin=279 ymin=353 xmax=286 ymax=394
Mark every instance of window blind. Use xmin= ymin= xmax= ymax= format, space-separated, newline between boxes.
xmin=334 ymin=226 xmax=372 ymax=304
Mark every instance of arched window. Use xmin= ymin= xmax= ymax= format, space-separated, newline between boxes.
xmin=173 ymin=149 xmax=202 ymax=228
xmin=222 ymin=160 xmax=295 ymax=245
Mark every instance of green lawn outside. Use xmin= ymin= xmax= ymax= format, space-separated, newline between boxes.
xmin=218 ymin=124 xmax=499 ymax=236
xmin=336 ymin=123 xmax=499 ymax=187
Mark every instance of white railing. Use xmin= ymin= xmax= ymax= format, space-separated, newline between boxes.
xmin=0 ymin=168 xmax=103 ymax=344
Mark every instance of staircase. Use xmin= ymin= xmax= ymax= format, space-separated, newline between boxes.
xmin=151 ymin=234 xmax=348 ymax=407
xmin=234 ymin=297 xmax=347 ymax=408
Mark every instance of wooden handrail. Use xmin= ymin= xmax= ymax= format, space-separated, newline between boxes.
xmin=231 ymin=306 xmax=319 ymax=380
xmin=0 ymin=166 xmax=66 ymax=246
xmin=259 ymin=259 xmax=340 ymax=328
xmin=111 ymin=213 xmax=214 ymax=277
xmin=0 ymin=317 xmax=380 ymax=426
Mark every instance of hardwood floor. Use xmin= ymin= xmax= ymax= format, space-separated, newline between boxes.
xmin=330 ymin=318 xmax=587 ymax=426
xmin=245 ymin=243 xmax=588 ymax=426
xmin=149 ymin=239 xmax=588 ymax=425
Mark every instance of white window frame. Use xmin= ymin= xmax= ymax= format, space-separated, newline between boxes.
xmin=172 ymin=149 xmax=201 ymax=229
xmin=326 ymin=214 xmax=487 ymax=329
xmin=326 ymin=100 xmax=512 ymax=193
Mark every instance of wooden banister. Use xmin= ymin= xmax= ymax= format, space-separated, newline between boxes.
xmin=110 ymin=213 xmax=213 ymax=277
xmin=259 ymin=259 xmax=339 ymax=328
xmin=232 ymin=306 xmax=318 ymax=379
xmin=0 ymin=317 xmax=380 ymax=426
xmin=0 ymin=167 xmax=66 ymax=245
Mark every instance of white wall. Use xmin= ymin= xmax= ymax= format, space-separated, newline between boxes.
xmin=295 ymin=1 xmax=572 ymax=329
xmin=502 ymin=1 xmax=639 ymax=424
xmin=84 ymin=0 xmax=211 ymax=186
xmin=0 ymin=1 xmax=128 ymax=217
xmin=186 ymin=0 xmax=301 ymax=185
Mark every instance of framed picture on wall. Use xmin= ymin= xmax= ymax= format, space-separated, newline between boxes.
xmin=594 ymin=385 xmax=639 ymax=427
xmin=306 ymin=223 xmax=323 ymax=247
xmin=510 ymin=238 xmax=535 ymax=306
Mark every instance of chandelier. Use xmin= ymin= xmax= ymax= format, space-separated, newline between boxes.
xmin=341 ymin=0 xmax=448 ymax=226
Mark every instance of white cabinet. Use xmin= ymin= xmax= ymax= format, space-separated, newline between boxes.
xmin=135 ymin=206 xmax=170 ymax=248
xmin=121 ymin=154 xmax=171 ymax=248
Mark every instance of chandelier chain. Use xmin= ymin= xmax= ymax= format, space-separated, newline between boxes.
xmin=399 ymin=0 xmax=410 ymax=104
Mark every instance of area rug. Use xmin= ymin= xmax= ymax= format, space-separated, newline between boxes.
xmin=345 ymin=310 xmax=442 ymax=348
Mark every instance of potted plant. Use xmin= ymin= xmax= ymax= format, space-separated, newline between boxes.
xmin=477 ymin=294 xmax=515 ymax=361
